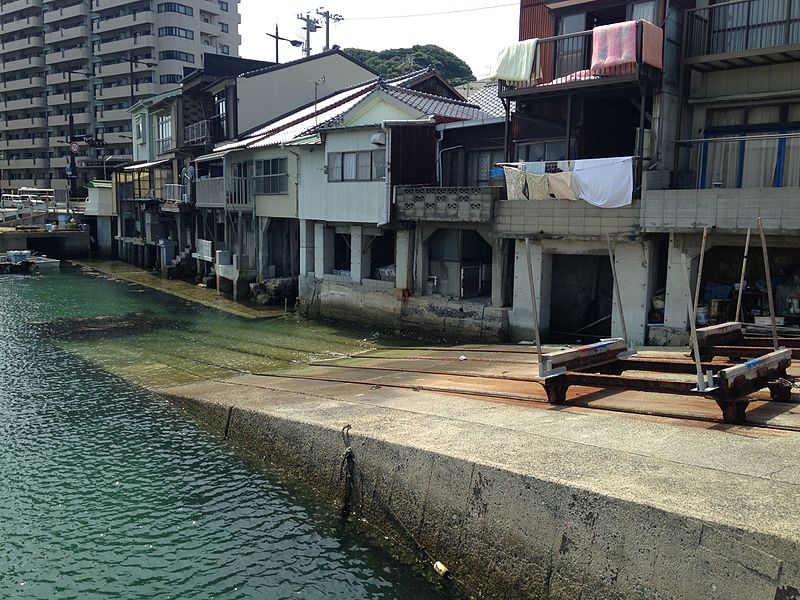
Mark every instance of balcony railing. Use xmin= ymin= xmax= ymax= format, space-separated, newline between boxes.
xmin=394 ymin=186 xmax=499 ymax=222
xmin=194 ymin=176 xmax=253 ymax=209
xmin=675 ymin=131 xmax=799 ymax=190
xmin=184 ymin=115 xmax=226 ymax=146
xmin=498 ymin=20 xmax=663 ymax=95
xmin=685 ymin=0 xmax=800 ymax=64
xmin=163 ymin=183 xmax=187 ymax=203
xmin=155 ymin=137 xmax=172 ymax=155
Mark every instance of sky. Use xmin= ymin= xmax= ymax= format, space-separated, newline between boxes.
xmin=238 ymin=1 xmax=519 ymax=80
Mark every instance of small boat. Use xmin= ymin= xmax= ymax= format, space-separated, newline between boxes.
xmin=0 ymin=250 xmax=60 ymax=273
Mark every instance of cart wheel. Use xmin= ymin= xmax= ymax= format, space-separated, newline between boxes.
xmin=544 ymin=383 xmax=568 ymax=405
xmin=717 ymin=400 xmax=748 ymax=424
xmin=768 ymin=383 xmax=793 ymax=403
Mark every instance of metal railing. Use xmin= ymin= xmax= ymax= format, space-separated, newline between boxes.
xmin=499 ymin=21 xmax=662 ymax=93
xmin=195 ymin=177 xmax=225 ymax=208
xmin=184 ymin=114 xmax=226 ymax=145
xmin=674 ymin=131 xmax=800 ymax=189
xmin=163 ymin=183 xmax=187 ymax=203
xmin=227 ymin=176 xmax=253 ymax=207
xmin=195 ymin=238 xmax=213 ymax=261
xmin=685 ymin=0 xmax=800 ymax=58
xmin=155 ymin=137 xmax=172 ymax=155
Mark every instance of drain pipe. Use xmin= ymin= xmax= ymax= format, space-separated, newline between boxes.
xmin=378 ymin=117 xmax=436 ymax=226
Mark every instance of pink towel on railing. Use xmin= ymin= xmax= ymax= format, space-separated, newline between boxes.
xmin=591 ymin=20 xmax=638 ymax=75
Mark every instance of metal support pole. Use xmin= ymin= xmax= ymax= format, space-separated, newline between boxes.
xmin=693 ymin=226 xmax=708 ymax=325
xmin=503 ymin=99 xmax=511 ymax=162
xmin=524 ymin=238 xmax=544 ymax=367
xmin=129 ymin=55 xmax=135 ymax=108
xmin=564 ymin=94 xmax=572 ymax=160
xmin=682 ymin=253 xmax=707 ymax=391
xmin=275 ymin=24 xmax=279 ymax=63
xmin=67 ymin=69 xmax=77 ymax=198
xmin=637 ymin=82 xmax=647 ymax=193
xmin=756 ymin=217 xmax=779 ymax=350
xmin=606 ymin=236 xmax=629 ymax=347
xmin=735 ymin=228 xmax=751 ymax=322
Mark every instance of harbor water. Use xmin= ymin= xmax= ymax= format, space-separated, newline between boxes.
xmin=0 ymin=266 xmax=448 ymax=599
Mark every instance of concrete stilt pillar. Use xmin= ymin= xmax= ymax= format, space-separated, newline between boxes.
xmin=350 ymin=225 xmax=363 ymax=283
xmin=314 ymin=222 xmax=333 ymax=277
xmin=299 ymin=219 xmax=315 ymax=276
xmin=663 ymin=233 xmax=693 ymax=335
xmin=610 ymin=241 xmax=651 ymax=347
xmin=509 ymin=239 xmax=551 ymax=341
xmin=491 ymin=238 xmax=505 ymax=308
xmin=395 ymin=229 xmax=412 ymax=290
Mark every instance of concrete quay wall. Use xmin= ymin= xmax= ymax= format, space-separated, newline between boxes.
xmin=299 ymin=275 xmax=508 ymax=343
xmin=162 ymin=383 xmax=800 ymax=600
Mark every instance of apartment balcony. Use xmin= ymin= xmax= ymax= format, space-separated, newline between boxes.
xmin=3 ymin=0 xmax=42 ymax=14
xmin=96 ymin=34 xmax=156 ymax=56
xmin=101 ymin=132 xmax=134 ymax=145
xmin=195 ymin=176 xmax=254 ymax=210
xmin=95 ymin=60 xmax=154 ymax=78
xmin=91 ymin=0 xmax=143 ymax=12
xmin=394 ymin=186 xmax=499 ymax=222
xmin=197 ymin=0 xmax=221 ymax=15
xmin=0 ymin=35 xmax=43 ymax=54
xmin=43 ymin=2 xmax=89 ymax=24
xmin=1 ymin=15 xmax=43 ymax=34
xmin=1 ymin=137 xmax=48 ymax=150
xmin=2 ymin=96 xmax=46 ymax=111
xmin=44 ymin=24 xmax=89 ymax=44
xmin=94 ymin=10 xmax=154 ymax=34
xmin=198 ymin=20 xmax=221 ymax=38
xmin=97 ymin=82 xmax=156 ymax=100
xmin=3 ymin=116 xmax=47 ymax=130
xmin=47 ymin=90 xmax=92 ymax=105
xmin=184 ymin=115 xmax=226 ymax=145
xmin=642 ymin=132 xmax=800 ymax=234
xmin=0 ymin=157 xmax=49 ymax=169
xmin=1 ymin=178 xmax=50 ymax=189
xmin=684 ymin=0 xmax=800 ymax=71
xmin=97 ymin=108 xmax=131 ymax=123
xmin=498 ymin=20 xmax=663 ymax=99
xmin=2 ymin=55 xmax=44 ymax=73
xmin=48 ymin=112 xmax=91 ymax=127
xmin=0 ymin=75 xmax=44 ymax=92
xmin=45 ymin=46 xmax=91 ymax=65
xmin=46 ymin=70 xmax=88 ymax=85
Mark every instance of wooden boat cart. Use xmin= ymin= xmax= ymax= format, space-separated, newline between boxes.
xmin=523 ymin=219 xmax=796 ymax=426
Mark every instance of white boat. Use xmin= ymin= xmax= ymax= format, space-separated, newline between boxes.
xmin=0 ymin=250 xmax=61 ymax=271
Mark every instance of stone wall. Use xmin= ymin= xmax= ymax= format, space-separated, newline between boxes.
xmin=299 ymin=275 xmax=508 ymax=342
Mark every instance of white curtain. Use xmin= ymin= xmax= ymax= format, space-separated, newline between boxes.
xmin=703 ymin=137 xmax=739 ymax=188
xmin=741 ymin=137 xmax=779 ymax=187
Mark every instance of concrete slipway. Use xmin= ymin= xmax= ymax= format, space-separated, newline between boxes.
xmin=159 ymin=346 xmax=800 ymax=600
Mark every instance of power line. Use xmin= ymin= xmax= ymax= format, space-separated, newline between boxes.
xmin=347 ymin=3 xmax=517 ymax=21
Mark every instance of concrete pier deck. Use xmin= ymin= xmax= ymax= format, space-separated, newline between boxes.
xmin=160 ymin=345 xmax=800 ymax=600
xmin=70 ymin=260 xmax=283 ymax=319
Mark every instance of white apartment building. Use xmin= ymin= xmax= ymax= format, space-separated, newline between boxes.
xmin=0 ymin=0 xmax=241 ymax=193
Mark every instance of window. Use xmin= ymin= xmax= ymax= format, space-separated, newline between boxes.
xmin=220 ymin=44 xmax=230 ymax=55
xmin=159 ymin=50 xmax=194 ymax=63
xmin=157 ymin=114 xmax=172 ymax=143
xmin=160 ymin=74 xmax=182 ymax=84
xmin=158 ymin=27 xmax=194 ymax=40
xmin=220 ymin=22 xmax=228 ymax=33
xmin=158 ymin=2 xmax=193 ymax=16
xmin=254 ymin=158 xmax=289 ymax=194
xmin=327 ymin=150 xmax=385 ymax=181
xmin=134 ymin=114 xmax=145 ymax=144
xmin=219 ymin=1 xmax=229 ymax=11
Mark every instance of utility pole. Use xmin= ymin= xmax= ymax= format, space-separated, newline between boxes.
xmin=296 ymin=12 xmax=320 ymax=57
xmin=316 ymin=8 xmax=343 ymax=51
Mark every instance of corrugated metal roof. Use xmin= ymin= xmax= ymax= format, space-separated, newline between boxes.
xmin=123 ymin=159 xmax=171 ymax=171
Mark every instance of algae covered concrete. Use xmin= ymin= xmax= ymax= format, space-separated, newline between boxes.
xmin=71 ymin=260 xmax=283 ymax=320
xmin=160 ymin=371 xmax=800 ymax=600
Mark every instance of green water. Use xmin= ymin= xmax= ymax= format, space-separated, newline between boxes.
xmin=0 ymin=267 xmax=447 ymax=599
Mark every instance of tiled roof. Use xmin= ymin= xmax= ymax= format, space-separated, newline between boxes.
xmin=464 ymin=83 xmax=509 ymax=118
xmin=381 ymin=86 xmax=489 ymax=121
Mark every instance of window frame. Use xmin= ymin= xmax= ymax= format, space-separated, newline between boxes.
xmin=254 ymin=157 xmax=289 ymax=195
xmin=327 ymin=150 xmax=386 ymax=182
